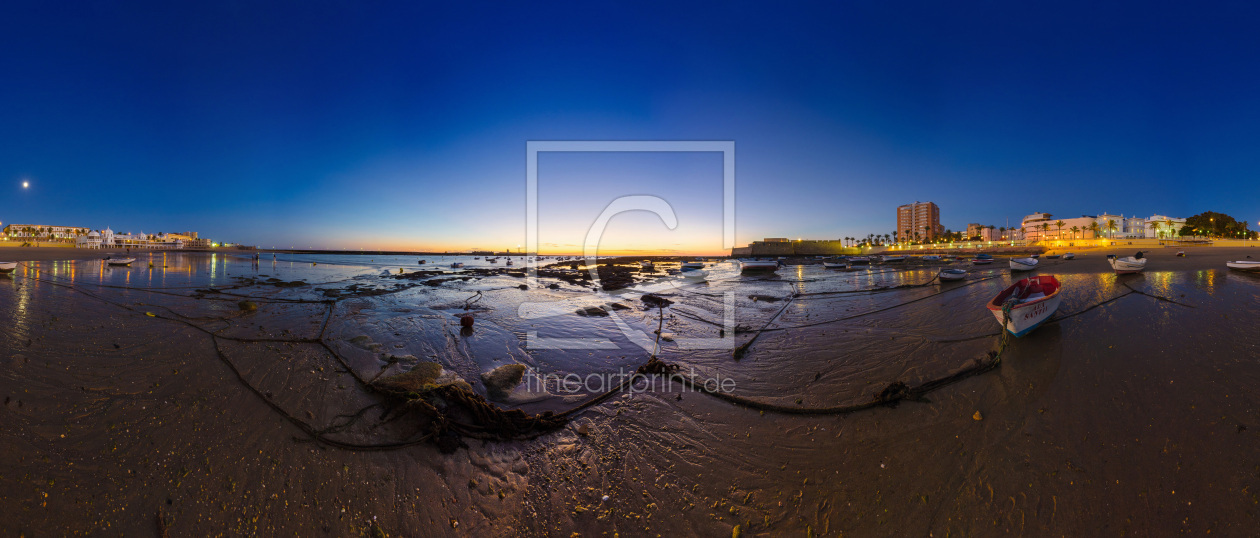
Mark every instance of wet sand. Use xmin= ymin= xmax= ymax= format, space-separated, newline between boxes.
xmin=2 ymin=247 xmax=1259 ymax=535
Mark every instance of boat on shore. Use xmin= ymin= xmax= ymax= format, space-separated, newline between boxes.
xmin=1010 ymin=257 xmax=1039 ymax=272
xmin=822 ymin=262 xmax=847 ymax=269
xmin=972 ymin=254 xmax=994 ymax=265
xmin=1226 ymin=260 xmax=1260 ymax=271
xmin=1062 ymin=252 xmax=1075 ymax=260
xmin=104 ymin=257 xmax=136 ymax=266
xmin=987 ymin=275 xmax=1062 ymax=337
xmin=739 ymin=259 xmax=780 ymax=273
xmin=1107 ymin=254 xmax=1147 ymax=274
xmin=880 ymin=255 xmax=906 ymax=263
xmin=1045 ymin=254 xmax=1061 ymax=259
xmin=0 ymin=262 xmax=16 ymax=274
xmin=680 ymin=261 xmax=705 ymax=271
xmin=848 ymin=256 xmax=871 ymax=265
xmin=938 ymin=268 xmax=967 ymax=281
xmin=921 ymin=255 xmax=942 ymax=261
xmin=451 ymin=262 xmax=465 ymax=268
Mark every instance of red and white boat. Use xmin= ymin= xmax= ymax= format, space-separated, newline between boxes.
xmin=986 ymin=275 xmax=1062 ymax=337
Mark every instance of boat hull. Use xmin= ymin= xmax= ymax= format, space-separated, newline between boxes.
xmin=740 ymin=260 xmax=779 ymax=273
xmin=938 ymin=270 xmax=967 ymax=281
xmin=0 ymin=262 xmax=16 ymax=273
xmin=1009 ymin=258 xmax=1038 ymax=271
xmin=1108 ymin=257 xmax=1146 ymax=274
xmin=1227 ymin=261 xmax=1260 ymax=271
xmin=987 ymin=275 xmax=1063 ymax=337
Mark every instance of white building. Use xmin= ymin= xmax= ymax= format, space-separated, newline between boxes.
xmin=76 ymin=227 xmax=188 ymax=249
xmin=75 ymin=231 xmax=103 ymax=249
xmin=1145 ymin=215 xmax=1186 ymax=238
xmin=1020 ymin=213 xmax=1100 ymax=242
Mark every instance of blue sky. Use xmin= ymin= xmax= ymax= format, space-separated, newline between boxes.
xmin=2 ymin=1 xmax=1259 ymax=253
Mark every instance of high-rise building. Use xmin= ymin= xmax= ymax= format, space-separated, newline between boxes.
xmin=896 ymin=201 xmax=943 ymax=241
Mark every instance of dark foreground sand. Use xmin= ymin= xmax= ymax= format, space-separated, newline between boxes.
xmin=2 ymin=247 xmax=1260 ymax=536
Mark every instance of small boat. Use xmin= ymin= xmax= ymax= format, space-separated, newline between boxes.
xmin=418 ymin=260 xmax=426 ymax=264
xmin=1107 ymin=254 xmax=1147 ymax=274
xmin=1226 ymin=260 xmax=1260 ymax=271
xmin=881 ymin=255 xmax=906 ymax=263
xmin=105 ymin=257 xmax=136 ymax=266
xmin=987 ymin=275 xmax=1062 ymax=337
xmin=451 ymin=262 xmax=465 ymax=268
xmin=739 ymin=259 xmax=780 ymax=273
xmin=1045 ymin=254 xmax=1061 ymax=259
xmin=0 ymin=262 xmax=16 ymax=274
xmin=1062 ymin=252 xmax=1076 ymax=260
xmin=972 ymin=254 xmax=994 ymax=265
xmin=1176 ymin=251 xmax=1186 ymax=257
xmin=848 ymin=256 xmax=871 ymax=265
xmin=488 ymin=258 xmax=497 ymax=263
xmin=1030 ymin=254 xmax=1041 ymax=259
xmin=506 ymin=260 xmax=514 ymax=266
xmin=1010 ymin=258 xmax=1039 ymax=272
xmin=921 ymin=255 xmax=942 ymax=261
xmin=680 ymin=261 xmax=705 ymax=271
xmin=938 ymin=268 xmax=967 ymax=281
xmin=822 ymin=262 xmax=847 ymax=269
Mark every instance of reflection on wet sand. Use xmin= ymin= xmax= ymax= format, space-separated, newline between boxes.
xmin=2 ymin=248 xmax=1260 ymax=535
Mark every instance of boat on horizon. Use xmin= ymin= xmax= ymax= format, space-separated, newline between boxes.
xmin=938 ymin=268 xmax=967 ymax=281
xmin=1010 ymin=257 xmax=1039 ymax=272
xmin=1107 ymin=254 xmax=1147 ymax=274
xmin=987 ymin=275 xmax=1062 ymax=337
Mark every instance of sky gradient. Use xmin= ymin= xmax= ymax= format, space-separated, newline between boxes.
xmin=3 ymin=1 xmax=1259 ymax=254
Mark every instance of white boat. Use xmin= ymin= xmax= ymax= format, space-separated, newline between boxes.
xmin=881 ymin=255 xmax=906 ymax=263
xmin=848 ymin=256 xmax=871 ymax=265
xmin=680 ymin=261 xmax=705 ymax=271
xmin=1226 ymin=260 xmax=1260 ymax=271
xmin=1010 ymin=258 xmax=1039 ymax=271
xmin=739 ymin=259 xmax=779 ymax=273
xmin=451 ymin=262 xmax=465 ymax=268
xmin=938 ymin=268 xmax=967 ymax=281
xmin=1062 ymin=252 xmax=1075 ymax=260
xmin=1107 ymin=254 xmax=1147 ymax=274
xmin=987 ymin=275 xmax=1062 ymax=338
xmin=822 ymin=262 xmax=847 ymax=269
xmin=0 ymin=262 xmax=16 ymax=273
xmin=105 ymin=257 xmax=136 ymax=266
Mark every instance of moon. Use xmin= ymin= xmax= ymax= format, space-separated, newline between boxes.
xmin=22 ymin=181 xmax=29 ymax=188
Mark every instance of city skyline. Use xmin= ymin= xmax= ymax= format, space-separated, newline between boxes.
xmin=3 ymin=2 xmax=1259 ymax=254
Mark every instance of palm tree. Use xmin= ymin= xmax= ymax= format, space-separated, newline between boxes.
xmin=1039 ymin=222 xmax=1050 ymax=241
xmin=998 ymin=226 xmax=1006 ymax=240
xmin=1055 ymin=220 xmax=1066 ymax=240
xmin=1088 ymin=222 xmax=1100 ymax=239
xmin=1106 ymin=219 xmax=1118 ymax=238
xmin=891 ymin=231 xmax=898 ymax=245
xmin=1150 ymin=221 xmax=1161 ymax=240
xmin=1070 ymin=225 xmax=1080 ymax=240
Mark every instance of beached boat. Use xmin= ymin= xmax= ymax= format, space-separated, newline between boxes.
xmin=451 ymin=262 xmax=465 ymax=268
xmin=921 ymin=255 xmax=942 ymax=261
xmin=1226 ymin=260 xmax=1260 ymax=271
xmin=1010 ymin=257 xmax=1039 ymax=271
xmin=938 ymin=268 xmax=967 ymax=281
xmin=848 ymin=256 xmax=871 ymax=265
xmin=1045 ymin=254 xmax=1061 ymax=259
xmin=680 ymin=261 xmax=705 ymax=271
xmin=881 ymin=255 xmax=906 ymax=263
xmin=1062 ymin=252 xmax=1075 ymax=260
xmin=0 ymin=262 xmax=16 ymax=274
xmin=418 ymin=260 xmax=426 ymax=264
xmin=506 ymin=260 xmax=514 ymax=266
xmin=972 ymin=254 xmax=994 ymax=265
xmin=822 ymin=262 xmax=847 ymax=269
xmin=1176 ymin=251 xmax=1186 ymax=257
xmin=1107 ymin=254 xmax=1147 ymax=274
xmin=739 ymin=259 xmax=779 ymax=273
xmin=104 ymin=257 xmax=136 ymax=266
xmin=987 ymin=275 xmax=1062 ymax=337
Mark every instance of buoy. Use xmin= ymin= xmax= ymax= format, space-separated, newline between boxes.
xmin=400 ymin=268 xmax=404 ymax=274
xmin=460 ymin=315 xmax=474 ymax=327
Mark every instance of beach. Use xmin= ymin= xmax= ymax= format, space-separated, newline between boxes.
xmin=2 ymin=246 xmax=1259 ymax=535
